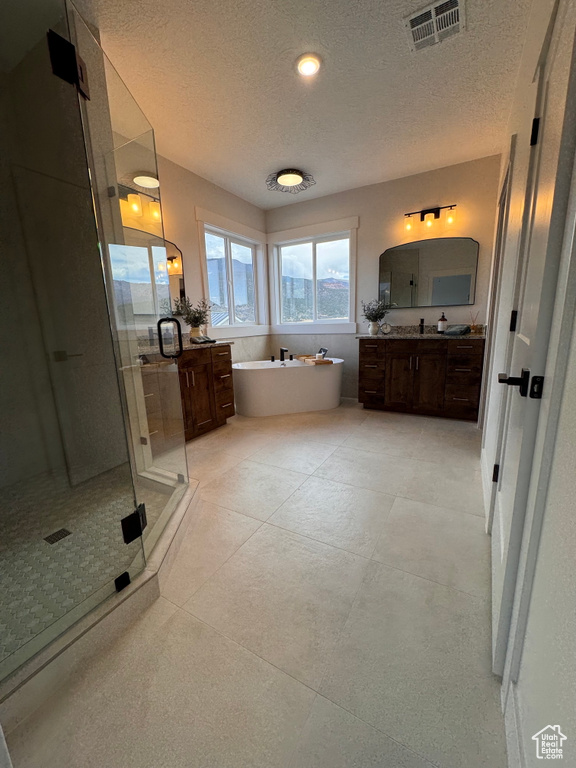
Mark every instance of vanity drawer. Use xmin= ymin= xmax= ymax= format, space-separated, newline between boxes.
xmin=446 ymin=356 xmax=483 ymax=386
xmin=359 ymin=360 xmax=386 ymax=379
xmin=215 ymin=389 xmax=235 ymax=422
xmin=360 ymin=388 xmax=386 ymax=409
xmin=211 ymin=345 xmax=232 ymax=363
xmin=179 ymin=348 xmax=212 ymax=367
xmin=417 ymin=340 xmax=447 ymax=353
xmin=445 ymin=382 xmax=481 ymax=407
xmin=447 ymin=340 xmax=485 ymax=356
xmin=213 ymin=365 xmax=233 ymax=392
xmin=359 ymin=340 xmax=386 ymax=360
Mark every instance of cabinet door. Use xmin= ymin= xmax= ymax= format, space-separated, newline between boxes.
xmin=413 ymin=353 xmax=446 ymax=415
xmin=179 ymin=369 xmax=195 ymax=441
xmin=188 ymin=363 xmax=217 ymax=436
xmin=384 ymin=353 xmax=414 ymax=411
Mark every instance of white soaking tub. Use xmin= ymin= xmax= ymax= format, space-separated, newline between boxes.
xmin=232 ymin=358 xmax=344 ymax=417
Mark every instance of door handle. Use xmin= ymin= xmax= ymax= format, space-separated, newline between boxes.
xmin=498 ymin=369 xmax=530 ymax=397
xmin=416 ymin=356 xmax=419 ymax=371
xmin=157 ymin=317 xmax=183 ymax=359
xmin=409 ymin=356 xmax=412 ymax=371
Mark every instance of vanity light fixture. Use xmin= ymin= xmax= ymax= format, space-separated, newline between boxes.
xmin=148 ymin=201 xmax=162 ymax=222
xmin=166 ymin=256 xmax=182 ymax=275
xmin=133 ymin=173 xmax=160 ymax=189
xmin=296 ymin=53 xmax=321 ymax=77
xmin=266 ymin=169 xmax=316 ymax=195
xmin=127 ymin=193 xmax=142 ymax=216
xmin=403 ymin=204 xmax=457 ymax=229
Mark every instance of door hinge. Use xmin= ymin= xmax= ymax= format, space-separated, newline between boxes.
xmin=121 ymin=503 xmax=147 ymax=544
xmin=509 ymin=309 xmax=518 ymax=332
xmin=530 ymin=375 xmax=544 ymax=399
xmin=530 ymin=117 xmax=540 ymax=146
xmin=47 ymin=29 xmax=90 ymax=99
xmin=492 ymin=464 xmax=500 ymax=483
xmin=115 ymin=572 xmax=131 ymax=592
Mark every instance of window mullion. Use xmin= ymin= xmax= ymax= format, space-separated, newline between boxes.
xmin=226 ymin=237 xmax=235 ymax=325
xmin=312 ymin=240 xmax=317 ymax=322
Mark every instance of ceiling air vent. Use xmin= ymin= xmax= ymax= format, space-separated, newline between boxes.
xmin=405 ymin=0 xmax=465 ymax=51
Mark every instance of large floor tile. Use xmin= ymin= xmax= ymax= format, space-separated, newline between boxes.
xmin=399 ymin=460 xmax=485 ymax=516
xmin=289 ymin=696 xmax=434 ymax=768
xmin=411 ymin=430 xmax=482 ymax=470
xmin=199 ymin=460 xmax=307 ymax=521
xmin=7 ymin=599 xmax=315 ymax=768
xmin=183 ymin=525 xmax=369 ymax=689
xmin=371 ymin=497 xmax=489 ymax=597
xmin=320 ymin=563 xmax=506 ymax=768
xmin=342 ymin=422 xmax=422 ymax=458
xmin=186 ymin=443 xmax=243 ymax=486
xmin=160 ymin=501 xmax=262 ymax=606
xmin=250 ymin=439 xmax=337 ymax=475
xmin=196 ymin=424 xmax=276 ymax=458
xmin=270 ymin=476 xmax=394 ymax=557
xmin=313 ymin=446 xmax=415 ymax=496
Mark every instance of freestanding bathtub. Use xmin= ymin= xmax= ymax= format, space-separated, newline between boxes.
xmin=232 ymin=358 xmax=344 ymax=417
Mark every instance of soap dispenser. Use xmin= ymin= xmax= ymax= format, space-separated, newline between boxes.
xmin=437 ymin=312 xmax=447 ymax=334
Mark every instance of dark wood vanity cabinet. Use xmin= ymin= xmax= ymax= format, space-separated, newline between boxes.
xmin=359 ymin=338 xmax=484 ymax=420
xmin=178 ymin=345 xmax=235 ymax=440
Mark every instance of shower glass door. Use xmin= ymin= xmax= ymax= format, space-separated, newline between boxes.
xmin=69 ymin=7 xmax=189 ymax=556
xmin=0 ymin=0 xmax=145 ymax=682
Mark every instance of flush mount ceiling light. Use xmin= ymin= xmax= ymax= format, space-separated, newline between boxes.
xmin=296 ymin=53 xmax=321 ymax=76
xmin=133 ymin=173 xmax=160 ymax=189
xmin=266 ymin=169 xmax=316 ymax=195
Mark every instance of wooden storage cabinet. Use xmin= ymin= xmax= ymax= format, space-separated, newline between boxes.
xmin=178 ymin=344 xmax=235 ymax=440
xmin=359 ymin=337 xmax=484 ymax=421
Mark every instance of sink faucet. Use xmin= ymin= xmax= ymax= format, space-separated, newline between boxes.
xmin=280 ymin=347 xmax=289 ymax=362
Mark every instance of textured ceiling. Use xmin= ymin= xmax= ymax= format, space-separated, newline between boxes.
xmin=87 ymin=0 xmax=533 ymax=209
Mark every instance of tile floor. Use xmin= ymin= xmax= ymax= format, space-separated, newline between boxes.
xmin=6 ymin=402 xmax=506 ymax=768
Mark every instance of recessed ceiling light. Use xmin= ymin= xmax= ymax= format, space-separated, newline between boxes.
xmin=133 ymin=173 xmax=160 ymax=189
xmin=296 ymin=54 xmax=321 ymax=77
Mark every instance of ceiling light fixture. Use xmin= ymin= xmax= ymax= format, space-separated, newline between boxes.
xmin=133 ymin=173 xmax=160 ymax=189
xmin=296 ymin=53 xmax=321 ymax=77
xmin=266 ymin=169 xmax=316 ymax=195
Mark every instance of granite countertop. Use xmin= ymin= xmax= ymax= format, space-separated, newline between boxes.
xmin=356 ymin=333 xmax=485 ymax=340
xmin=137 ymin=339 xmax=234 ymax=356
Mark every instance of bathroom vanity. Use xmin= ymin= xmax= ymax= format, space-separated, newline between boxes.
xmin=177 ymin=343 xmax=235 ymax=440
xmin=358 ymin=336 xmax=485 ymax=420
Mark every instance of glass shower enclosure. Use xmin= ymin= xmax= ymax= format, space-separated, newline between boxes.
xmin=0 ymin=0 xmax=188 ymax=684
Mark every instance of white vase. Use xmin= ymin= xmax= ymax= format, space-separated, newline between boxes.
xmin=368 ymin=322 xmax=380 ymax=336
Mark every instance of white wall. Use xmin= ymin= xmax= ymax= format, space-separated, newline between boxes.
xmin=266 ymin=155 xmax=501 ymax=328
xmin=264 ymin=156 xmax=501 ymax=395
xmin=158 ymin=155 xmax=269 ymax=361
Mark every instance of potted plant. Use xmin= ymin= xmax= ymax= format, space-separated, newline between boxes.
xmin=361 ymin=299 xmax=392 ymax=336
xmin=173 ymin=297 xmax=212 ymax=338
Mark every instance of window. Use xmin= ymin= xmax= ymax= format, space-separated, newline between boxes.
xmin=204 ymin=228 xmax=257 ymax=326
xmin=279 ymin=234 xmax=351 ymax=323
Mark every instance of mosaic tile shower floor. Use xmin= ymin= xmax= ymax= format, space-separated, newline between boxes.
xmin=0 ymin=464 xmax=168 ymax=667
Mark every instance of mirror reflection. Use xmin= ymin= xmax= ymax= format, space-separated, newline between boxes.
xmin=379 ymin=237 xmax=479 ymax=309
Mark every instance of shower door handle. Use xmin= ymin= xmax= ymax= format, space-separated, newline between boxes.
xmin=157 ymin=317 xmax=183 ymax=359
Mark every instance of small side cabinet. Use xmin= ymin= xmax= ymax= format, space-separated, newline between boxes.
xmin=358 ymin=337 xmax=485 ymax=421
xmin=178 ymin=344 xmax=235 ymax=440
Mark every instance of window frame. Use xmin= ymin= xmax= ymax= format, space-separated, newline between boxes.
xmin=196 ymin=208 xmax=269 ymax=339
xmin=269 ymin=217 xmax=358 ymax=334
xmin=204 ymin=227 xmax=258 ymax=327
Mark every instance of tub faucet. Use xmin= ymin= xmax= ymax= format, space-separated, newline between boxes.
xmin=280 ymin=347 xmax=289 ymax=362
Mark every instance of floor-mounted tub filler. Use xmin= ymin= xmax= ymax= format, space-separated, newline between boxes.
xmin=232 ymin=358 xmax=344 ymax=417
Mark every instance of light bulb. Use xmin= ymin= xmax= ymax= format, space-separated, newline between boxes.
xmin=446 ymin=207 xmax=457 ymax=226
xmin=405 ymin=216 xmax=413 ymax=232
xmin=296 ymin=54 xmax=321 ymax=77
xmin=426 ymin=219 xmax=433 ymax=227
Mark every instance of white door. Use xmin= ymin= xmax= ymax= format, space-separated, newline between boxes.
xmin=490 ymin=0 xmax=576 ymax=676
